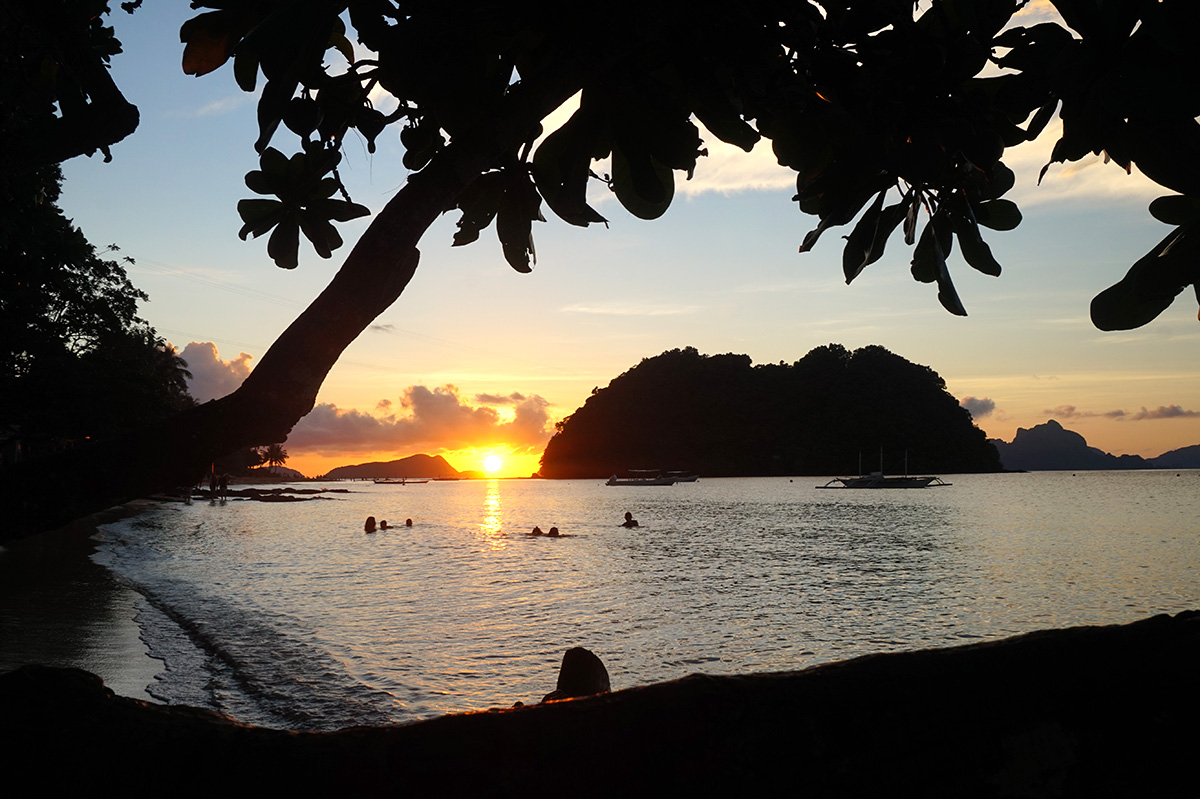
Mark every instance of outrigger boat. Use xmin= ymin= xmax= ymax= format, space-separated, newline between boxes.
xmin=817 ymin=450 xmax=950 ymax=489
xmin=373 ymin=477 xmax=429 ymax=485
xmin=818 ymin=473 xmax=950 ymax=489
xmin=606 ymin=469 xmax=677 ymax=486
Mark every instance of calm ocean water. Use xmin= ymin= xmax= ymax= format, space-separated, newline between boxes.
xmin=89 ymin=472 xmax=1199 ymax=731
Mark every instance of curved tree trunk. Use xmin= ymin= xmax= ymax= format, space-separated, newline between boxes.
xmin=0 ymin=66 xmax=587 ymax=541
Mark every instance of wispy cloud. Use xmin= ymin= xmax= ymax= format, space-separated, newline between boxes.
xmin=170 ymin=92 xmax=256 ymax=119
xmin=1045 ymin=404 xmax=1126 ymax=420
xmin=1046 ymin=403 xmax=1200 ymax=421
xmin=560 ymin=302 xmax=705 ymax=317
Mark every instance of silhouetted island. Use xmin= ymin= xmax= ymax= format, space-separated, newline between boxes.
xmin=320 ymin=453 xmax=460 ymax=480
xmin=539 ymin=345 xmax=1001 ymax=478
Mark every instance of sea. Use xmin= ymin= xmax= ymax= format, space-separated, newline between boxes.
xmin=74 ymin=471 xmax=1200 ymax=731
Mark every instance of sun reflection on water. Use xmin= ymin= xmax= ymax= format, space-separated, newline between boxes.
xmin=479 ymin=479 xmax=505 ymax=549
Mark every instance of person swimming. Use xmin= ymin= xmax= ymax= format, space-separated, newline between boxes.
xmin=547 ymin=526 xmax=560 ymax=537
xmin=405 ymin=518 xmax=413 ymax=527
xmin=380 ymin=520 xmax=389 ymax=530
xmin=529 ymin=526 xmax=544 ymax=536
xmin=365 ymin=516 xmax=377 ymax=533
xmin=621 ymin=512 xmax=639 ymax=528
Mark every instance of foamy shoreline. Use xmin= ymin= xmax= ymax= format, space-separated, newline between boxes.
xmin=0 ymin=502 xmax=163 ymax=701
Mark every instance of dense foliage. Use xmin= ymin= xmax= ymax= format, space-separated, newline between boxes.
xmin=0 ymin=0 xmax=140 ymax=177
xmin=181 ymin=0 xmax=1200 ymax=327
xmin=0 ymin=165 xmax=193 ymax=461
xmin=538 ymin=346 xmax=1001 ymax=478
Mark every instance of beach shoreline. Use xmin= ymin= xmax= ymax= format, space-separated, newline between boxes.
xmin=0 ymin=501 xmax=164 ymax=702
xmin=5 ymin=610 xmax=1197 ymax=796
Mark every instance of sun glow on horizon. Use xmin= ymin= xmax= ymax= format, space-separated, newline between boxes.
xmin=483 ymin=454 xmax=504 ymax=474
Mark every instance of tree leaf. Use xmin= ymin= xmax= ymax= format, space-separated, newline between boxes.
xmin=1091 ymin=224 xmax=1199 ymax=330
xmin=237 ymin=198 xmax=283 ymax=240
xmin=267 ymin=219 xmax=300 ymax=269
xmin=233 ymin=51 xmax=258 ymax=93
xmin=949 ymin=194 xmax=1002 ymax=276
xmin=299 ymin=214 xmax=341 ymax=259
xmin=936 ymin=258 xmax=968 ymax=316
xmin=1148 ymin=195 xmax=1200 ymax=226
xmin=842 ymin=189 xmax=886 ymax=283
xmin=310 ymin=199 xmax=371 ymax=224
xmin=974 ymin=199 xmax=1022 ymax=231
xmin=495 ymin=169 xmax=542 ymax=272
xmin=611 ymin=143 xmax=673 ymax=221
xmin=180 ymin=10 xmax=241 ymax=77
xmin=1024 ymin=97 xmax=1058 ymax=141
xmin=451 ymin=171 xmax=505 ymax=247
xmin=532 ymin=107 xmax=610 ymax=227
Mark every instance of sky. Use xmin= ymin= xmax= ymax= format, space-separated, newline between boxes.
xmin=58 ymin=2 xmax=1200 ymax=478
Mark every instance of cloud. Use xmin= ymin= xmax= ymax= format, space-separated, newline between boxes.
xmin=1045 ymin=404 xmax=1199 ymax=421
xmin=475 ymin=392 xmax=528 ymax=405
xmin=287 ymin=385 xmax=553 ymax=455
xmin=168 ymin=93 xmax=256 ymax=119
xmin=179 ymin=341 xmax=253 ymax=402
xmin=961 ymin=396 xmax=996 ymax=419
xmin=1045 ymin=405 xmax=1125 ymax=419
xmin=680 ymin=131 xmax=795 ymax=197
xmin=1128 ymin=405 xmax=1200 ymax=421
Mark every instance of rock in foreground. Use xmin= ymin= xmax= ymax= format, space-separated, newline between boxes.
xmin=3 ymin=612 xmax=1197 ymax=797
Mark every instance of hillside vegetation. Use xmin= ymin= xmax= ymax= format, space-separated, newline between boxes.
xmin=539 ymin=346 xmax=1001 ymax=478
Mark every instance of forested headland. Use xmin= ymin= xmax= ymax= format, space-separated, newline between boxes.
xmin=539 ymin=345 xmax=1001 ymax=478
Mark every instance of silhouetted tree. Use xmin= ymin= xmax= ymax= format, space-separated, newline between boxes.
xmin=263 ymin=443 xmax=288 ymax=469
xmin=0 ymin=164 xmax=194 ymax=458
xmin=3 ymin=0 xmax=1199 ymax=538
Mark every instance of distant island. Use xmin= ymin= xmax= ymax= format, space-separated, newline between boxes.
xmin=991 ymin=420 xmax=1200 ymax=471
xmin=538 ymin=345 xmax=1001 ymax=478
xmin=318 ymin=454 xmax=468 ymax=480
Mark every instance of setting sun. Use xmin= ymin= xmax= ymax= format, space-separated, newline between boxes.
xmin=483 ymin=454 xmax=503 ymax=473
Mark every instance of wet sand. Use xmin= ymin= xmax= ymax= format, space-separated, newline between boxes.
xmin=0 ymin=503 xmax=163 ymax=701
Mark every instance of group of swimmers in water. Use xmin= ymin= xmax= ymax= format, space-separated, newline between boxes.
xmin=364 ymin=516 xmax=412 ymax=533
xmin=364 ymin=511 xmax=641 ymax=536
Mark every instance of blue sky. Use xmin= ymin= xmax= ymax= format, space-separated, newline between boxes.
xmin=58 ymin=2 xmax=1200 ymax=476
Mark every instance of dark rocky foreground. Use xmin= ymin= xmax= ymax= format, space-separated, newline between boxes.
xmin=4 ymin=611 xmax=1197 ymax=797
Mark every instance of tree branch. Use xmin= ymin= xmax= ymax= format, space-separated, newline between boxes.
xmin=0 ymin=55 xmax=591 ymax=541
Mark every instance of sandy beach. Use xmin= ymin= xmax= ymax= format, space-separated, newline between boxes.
xmin=0 ymin=503 xmax=163 ymax=701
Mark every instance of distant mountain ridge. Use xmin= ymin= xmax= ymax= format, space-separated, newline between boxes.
xmin=991 ymin=420 xmax=1200 ymax=471
xmin=320 ymin=454 xmax=459 ymax=480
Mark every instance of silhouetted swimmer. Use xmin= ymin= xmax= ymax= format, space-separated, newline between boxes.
xmin=380 ymin=520 xmax=389 ymax=530
xmin=547 ymin=526 xmax=560 ymax=537
xmin=621 ymin=512 xmax=639 ymax=528
xmin=218 ymin=473 xmax=229 ymax=500
xmin=365 ymin=516 xmax=377 ymax=533
xmin=405 ymin=518 xmax=413 ymax=527
xmin=529 ymin=526 xmax=544 ymax=536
